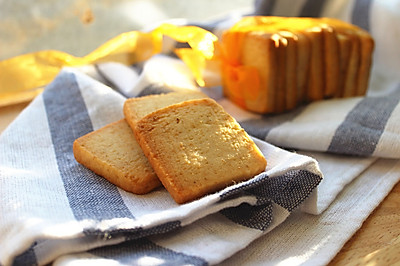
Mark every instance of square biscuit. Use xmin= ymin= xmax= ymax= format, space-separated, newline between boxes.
xmin=240 ymin=32 xmax=278 ymax=113
xmin=304 ymin=26 xmax=325 ymax=102
xmin=289 ymin=30 xmax=311 ymax=104
xmin=321 ymin=18 xmax=374 ymax=97
xmin=354 ymin=31 xmax=374 ymax=96
xmin=336 ymin=33 xmax=352 ymax=97
xmin=123 ymin=90 xmax=208 ymax=129
xmin=73 ymin=119 xmax=161 ymax=194
xmin=221 ymin=16 xmax=373 ymax=114
xmin=274 ymin=34 xmax=288 ymax=113
xmin=340 ymin=30 xmax=361 ymax=97
xmin=134 ymin=98 xmax=267 ymax=204
xmin=321 ymin=25 xmax=340 ymax=98
xmin=279 ymin=30 xmax=298 ymax=110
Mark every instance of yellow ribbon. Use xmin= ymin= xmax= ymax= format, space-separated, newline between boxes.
xmin=0 ymin=23 xmax=218 ymax=107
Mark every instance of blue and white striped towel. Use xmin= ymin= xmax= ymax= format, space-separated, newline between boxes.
xmin=0 ymin=67 xmax=322 ymax=265
xmin=1 ymin=0 xmax=400 ymax=265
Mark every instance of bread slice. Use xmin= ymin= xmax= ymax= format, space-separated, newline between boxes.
xmin=134 ymin=98 xmax=267 ymax=204
xmin=73 ymin=119 xmax=161 ymax=194
xmin=123 ymin=90 xmax=208 ymax=129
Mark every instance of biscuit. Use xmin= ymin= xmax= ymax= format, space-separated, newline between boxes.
xmin=341 ymin=29 xmax=361 ymax=98
xmin=290 ymin=30 xmax=311 ymax=104
xmin=220 ymin=16 xmax=374 ymax=113
xmin=321 ymin=24 xmax=340 ymax=98
xmin=336 ymin=33 xmax=352 ymax=97
xmin=73 ymin=119 xmax=161 ymax=194
xmin=274 ymin=33 xmax=288 ymax=113
xmin=239 ymin=32 xmax=278 ymax=113
xmin=304 ymin=26 xmax=325 ymax=101
xmin=134 ymin=98 xmax=267 ymax=204
xmin=321 ymin=18 xmax=375 ymax=97
xmin=219 ymin=31 xmax=248 ymax=109
xmin=279 ymin=30 xmax=299 ymax=110
xmin=123 ymin=90 xmax=208 ymax=129
xmin=74 ymin=91 xmax=208 ymax=195
xmin=355 ymin=31 xmax=374 ymax=96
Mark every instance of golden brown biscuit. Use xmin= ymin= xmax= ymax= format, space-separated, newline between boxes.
xmin=355 ymin=31 xmax=374 ymax=96
xmin=279 ymin=31 xmax=298 ymax=110
xmin=219 ymin=16 xmax=374 ymax=113
xmin=123 ymin=90 xmax=208 ymax=129
xmin=74 ymin=91 xmax=208 ymax=195
xmin=239 ymin=32 xmax=278 ymax=113
xmin=291 ymin=30 xmax=311 ymax=103
xmin=341 ymin=29 xmax=361 ymax=97
xmin=321 ymin=18 xmax=375 ymax=97
xmin=304 ymin=26 xmax=325 ymax=101
xmin=134 ymin=98 xmax=267 ymax=204
xmin=274 ymin=33 xmax=288 ymax=113
xmin=73 ymin=119 xmax=161 ymax=194
xmin=336 ymin=33 xmax=352 ymax=97
xmin=321 ymin=24 xmax=340 ymax=98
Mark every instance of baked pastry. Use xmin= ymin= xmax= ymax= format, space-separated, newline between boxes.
xmin=219 ymin=16 xmax=374 ymax=114
xmin=133 ymin=98 xmax=267 ymax=204
xmin=73 ymin=119 xmax=161 ymax=194
xmin=74 ymin=91 xmax=208 ymax=195
xmin=123 ymin=90 xmax=208 ymax=129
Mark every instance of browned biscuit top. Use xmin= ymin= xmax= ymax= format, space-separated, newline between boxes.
xmin=134 ymin=98 xmax=267 ymax=204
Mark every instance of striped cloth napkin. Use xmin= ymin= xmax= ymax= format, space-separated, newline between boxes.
xmin=1 ymin=0 xmax=400 ymax=265
xmin=0 ymin=67 xmax=322 ymax=265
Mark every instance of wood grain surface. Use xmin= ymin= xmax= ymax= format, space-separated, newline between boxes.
xmin=1 ymin=102 xmax=399 ymax=265
xmin=329 ymin=181 xmax=400 ymax=266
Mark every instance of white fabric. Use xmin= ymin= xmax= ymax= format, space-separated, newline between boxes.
xmin=0 ymin=68 xmax=323 ymax=266
xmin=52 ymin=156 xmax=400 ymax=266
xmin=2 ymin=0 xmax=400 ymax=264
xmin=220 ymin=156 xmax=400 ymax=266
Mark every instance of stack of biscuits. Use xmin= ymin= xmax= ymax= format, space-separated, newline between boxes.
xmin=220 ymin=16 xmax=374 ymax=114
xmin=73 ymin=91 xmax=267 ymax=204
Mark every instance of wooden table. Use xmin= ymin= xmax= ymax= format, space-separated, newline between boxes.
xmin=1 ymin=102 xmax=399 ymax=265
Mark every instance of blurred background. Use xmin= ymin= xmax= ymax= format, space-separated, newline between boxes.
xmin=0 ymin=0 xmax=254 ymax=60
